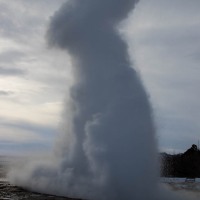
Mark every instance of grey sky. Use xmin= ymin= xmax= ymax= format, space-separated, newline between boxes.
xmin=125 ymin=0 xmax=200 ymax=153
xmin=0 ymin=0 xmax=199 ymax=154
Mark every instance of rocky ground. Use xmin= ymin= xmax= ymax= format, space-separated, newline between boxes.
xmin=0 ymin=180 xmax=77 ymax=200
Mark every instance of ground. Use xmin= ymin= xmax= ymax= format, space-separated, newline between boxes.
xmin=0 ymin=158 xmax=81 ymax=200
xmin=0 ymin=181 xmax=73 ymax=200
xmin=1 ymin=158 xmax=200 ymax=199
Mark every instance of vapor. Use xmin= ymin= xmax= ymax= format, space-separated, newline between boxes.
xmin=8 ymin=0 xmax=193 ymax=199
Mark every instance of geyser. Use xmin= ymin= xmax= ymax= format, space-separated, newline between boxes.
xmin=9 ymin=0 xmax=185 ymax=200
xmin=47 ymin=0 xmax=158 ymax=198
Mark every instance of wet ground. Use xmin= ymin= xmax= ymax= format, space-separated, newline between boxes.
xmin=0 ymin=158 xmax=81 ymax=200
xmin=0 ymin=180 xmax=82 ymax=200
xmin=1 ymin=180 xmax=200 ymax=200
xmin=0 ymin=180 xmax=64 ymax=200
xmin=167 ymin=182 xmax=200 ymax=192
xmin=161 ymin=177 xmax=200 ymax=192
xmin=1 ymin=158 xmax=200 ymax=200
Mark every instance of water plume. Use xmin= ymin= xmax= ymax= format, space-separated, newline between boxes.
xmin=8 ymin=0 xmax=188 ymax=199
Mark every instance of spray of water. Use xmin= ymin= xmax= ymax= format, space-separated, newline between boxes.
xmin=8 ymin=0 xmax=190 ymax=199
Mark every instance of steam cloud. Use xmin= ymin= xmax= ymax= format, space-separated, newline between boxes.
xmin=8 ymin=0 xmax=189 ymax=200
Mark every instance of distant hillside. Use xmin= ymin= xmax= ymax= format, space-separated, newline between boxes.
xmin=160 ymin=145 xmax=200 ymax=178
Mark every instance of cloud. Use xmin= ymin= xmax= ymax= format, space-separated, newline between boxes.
xmin=0 ymin=141 xmax=52 ymax=155
xmin=0 ymin=1 xmax=67 ymax=150
xmin=0 ymin=119 xmax=56 ymax=139
xmin=0 ymin=0 xmax=66 ymax=43
xmin=0 ymin=90 xmax=13 ymax=96
xmin=0 ymin=0 xmax=198 ymax=156
xmin=0 ymin=50 xmax=26 ymax=63
xmin=121 ymin=0 xmax=200 ymax=152
xmin=0 ymin=99 xmax=63 ymax=126
xmin=0 ymin=67 xmax=25 ymax=76
xmin=0 ymin=0 xmax=71 ymax=95
xmin=0 ymin=118 xmax=56 ymax=154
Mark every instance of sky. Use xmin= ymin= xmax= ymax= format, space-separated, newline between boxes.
xmin=0 ymin=0 xmax=199 ymax=155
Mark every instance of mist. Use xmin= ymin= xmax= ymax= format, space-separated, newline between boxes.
xmin=8 ymin=0 xmax=192 ymax=199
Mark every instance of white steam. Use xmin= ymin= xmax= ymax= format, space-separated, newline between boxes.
xmin=8 ymin=0 xmax=191 ymax=200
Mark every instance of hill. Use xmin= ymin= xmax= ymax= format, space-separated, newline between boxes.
xmin=160 ymin=145 xmax=200 ymax=178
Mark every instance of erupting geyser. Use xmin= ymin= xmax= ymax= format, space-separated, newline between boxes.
xmin=8 ymin=0 xmax=184 ymax=200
